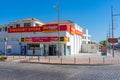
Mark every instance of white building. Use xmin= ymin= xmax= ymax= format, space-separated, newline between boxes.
xmin=82 ymin=29 xmax=91 ymax=44
xmin=0 ymin=18 xmax=90 ymax=56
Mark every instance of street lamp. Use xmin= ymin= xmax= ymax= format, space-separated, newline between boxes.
xmin=57 ymin=0 xmax=60 ymax=58
xmin=111 ymin=5 xmax=120 ymax=57
xmin=53 ymin=0 xmax=60 ymax=58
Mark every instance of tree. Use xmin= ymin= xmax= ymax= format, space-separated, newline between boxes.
xmin=100 ymin=40 xmax=107 ymax=46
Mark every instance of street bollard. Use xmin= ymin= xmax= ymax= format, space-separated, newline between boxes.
xmin=28 ymin=56 xmax=30 ymax=62
xmin=25 ymin=55 xmax=26 ymax=58
xmin=103 ymin=57 xmax=105 ymax=64
xmin=38 ymin=56 xmax=40 ymax=61
xmin=89 ymin=57 xmax=91 ymax=64
xmin=74 ymin=57 xmax=76 ymax=64
xmin=45 ymin=55 xmax=47 ymax=59
xmin=61 ymin=57 xmax=62 ymax=64
xmin=49 ymin=57 xmax=50 ymax=63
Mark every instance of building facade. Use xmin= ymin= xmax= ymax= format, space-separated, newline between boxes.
xmin=0 ymin=18 xmax=90 ymax=56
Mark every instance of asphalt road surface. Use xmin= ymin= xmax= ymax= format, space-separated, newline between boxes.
xmin=0 ymin=62 xmax=120 ymax=80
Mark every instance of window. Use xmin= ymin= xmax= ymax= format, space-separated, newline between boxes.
xmin=35 ymin=23 xmax=40 ymax=26
xmin=82 ymin=36 xmax=86 ymax=39
xmin=5 ymin=27 xmax=7 ymax=31
xmin=11 ymin=38 xmax=19 ymax=41
xmin=82 ymin=41 xmax=86 ymax=44
xmin=16 ymin=24 xmax=20 ymax=28
xmin=24 ymin=23 xmax=31 ymax=27
xmin=88 ymin=37 xmax=91 ymax=40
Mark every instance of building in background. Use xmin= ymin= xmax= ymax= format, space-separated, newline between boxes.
xmin=82 ymin=29 xmax=91 ymax=44
xmin=0 ymin=18 xmax=91 ymax=56
xmin=81 ymin=29 xmax=99 ymax=53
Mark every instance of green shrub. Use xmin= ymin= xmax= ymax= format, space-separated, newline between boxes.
xmin=0 ymin=56 xmax=7 ymax=61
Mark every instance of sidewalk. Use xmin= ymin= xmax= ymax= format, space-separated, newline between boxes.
xmin=5 ymin=52 xmax=120 ymax=65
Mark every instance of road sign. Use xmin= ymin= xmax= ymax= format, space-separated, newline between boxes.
xmin=4 ymin=40 xmax=8 ymax=44
xmin=101 ymin=52 xmax=107 ymax=56
xmin=101 ymin=46 xmax=107 ymax=51
xmin=101 ymin=46 xmax=107 ymax=56
xmin=108 ymin=38 xmax=118 ymax=43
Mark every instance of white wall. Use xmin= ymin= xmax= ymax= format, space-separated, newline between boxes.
xmin=81 ymin=44 xmax=98 ymax=53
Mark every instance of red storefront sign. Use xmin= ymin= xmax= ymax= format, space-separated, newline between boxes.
xmin=8 ymin=27 xmax=42 ymax=33
xmin=8 ymin=24 xmax=83 ymax=37
xmin=60 ymin=25 xmax=71 ymax=32
xmin=24 ymin=36 xmax=70 ymax=42
xmin=42 ymin=24 xmax=58 ymax=33
xmin=24 ymin=37 xmax=59 ymax=42
xmin=70 ymin=26 xmax=76 ymax=35
xmin=75 ymin=30 xmax=83 ymax=36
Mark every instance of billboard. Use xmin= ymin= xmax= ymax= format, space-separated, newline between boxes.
xmin=108 ymin=38 xmax=118 ymax=43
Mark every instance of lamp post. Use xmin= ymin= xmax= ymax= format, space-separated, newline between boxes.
xmin=111 ymin=5 xmax=120 ymax=57
xmin=57 ymin=0 xmax=60 ymax=58
xmin=53 ymin=0 xmax=60 ymax=58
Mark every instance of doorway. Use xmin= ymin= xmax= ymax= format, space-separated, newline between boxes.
xmin=49 ymin=45 xmax=57 ymax=56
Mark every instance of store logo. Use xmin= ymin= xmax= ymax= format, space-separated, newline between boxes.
xmin=49 ymin=26 xmax=58 ymax=30
xmin=42 ymin=26 xmax=49 ymax=30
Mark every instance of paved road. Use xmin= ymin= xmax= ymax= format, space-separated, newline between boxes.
xmin=0 ymin=62 xmax=120 ymax=80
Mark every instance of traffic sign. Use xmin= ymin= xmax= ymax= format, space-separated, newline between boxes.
xmin=101 ymin=52 xmax=107 ymax=56
xmin=4 ymin=40 xmax=8 ymax=44
xmin=101 ymin=46 xmax=107 ymax=51
xmin=108 ymin=38 xmax=118 ymax=43
xmin=101 ymin=46 xmax=107 ymax=56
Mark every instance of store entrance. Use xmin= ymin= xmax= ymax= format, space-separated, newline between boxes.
xmin=49 ymin=45 xmax=57 ymax=56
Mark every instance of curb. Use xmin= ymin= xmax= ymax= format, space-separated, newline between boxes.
xmin=20 ymin=61 xmax=113 ymax=66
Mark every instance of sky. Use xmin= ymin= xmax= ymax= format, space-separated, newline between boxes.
xmin=0 ymin=0 xmax=120 ymax=43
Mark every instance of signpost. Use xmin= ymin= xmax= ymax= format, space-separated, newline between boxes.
xmin=4 ymin=37 xmax=8 ymax=56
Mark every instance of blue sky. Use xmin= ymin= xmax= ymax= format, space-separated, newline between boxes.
xmin=0 ymin=0 xmax=120 ymax=42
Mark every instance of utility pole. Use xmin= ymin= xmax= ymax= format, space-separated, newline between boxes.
xmin=108 ymin=24 xmax=111 ymax=53
xmin=111 ymin=5 xmax=114 ymax=57
xmin=109 ymin=24 xmax=111 ymax=38
xmin=111 ymin=5 xmax=120 ymax=57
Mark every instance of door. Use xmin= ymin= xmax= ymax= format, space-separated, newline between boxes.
xmin=49 ymin=45 xmax=57 ymax=56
